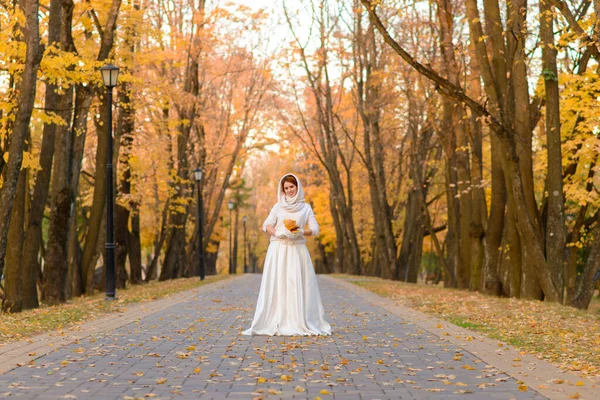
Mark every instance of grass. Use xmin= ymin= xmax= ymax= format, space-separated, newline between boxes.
xmin=447 ymin=316 xmax=487 ymax=331
xmin=0 ymin=275 xmax=228 ymax=344
xmin=335 ymin=274 xmax=600 ymax=378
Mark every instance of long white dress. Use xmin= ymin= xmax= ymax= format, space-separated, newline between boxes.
xmin=242 ymin=180 xmax=331 ymax=336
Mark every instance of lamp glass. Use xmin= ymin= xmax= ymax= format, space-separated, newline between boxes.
xmin=194 ymin=168 xmax=202 ymax=182
xmin=243 ymin=216 xmax=247 ymax=222
xmin=228 ymin=200 xmax=234 ymax=210
xmin=100 ymin=64 xmax=120 ymax=87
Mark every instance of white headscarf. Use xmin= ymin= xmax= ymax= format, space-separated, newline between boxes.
xmin=277 ymin=173 xmax=305 ymax=213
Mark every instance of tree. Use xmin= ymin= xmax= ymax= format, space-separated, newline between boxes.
xmin=0 ymin=0 xmax=42 ymax=302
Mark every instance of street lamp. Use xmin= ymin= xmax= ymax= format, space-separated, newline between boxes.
xmin=100 ymin=64 xmax=119 ymax=300
xmin=242 ymin=216 xmax=247 ymax=273
xmin=194 ymin=167 xmax=205 ymax=280
xmin=252 ymin=232 xmax=257 ymax=273
xmin=228 ymin=200 xmax=235 ymax=274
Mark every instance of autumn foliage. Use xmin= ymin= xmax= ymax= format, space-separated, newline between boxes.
xmin=0 ymin=0 xmax=599 ymax=314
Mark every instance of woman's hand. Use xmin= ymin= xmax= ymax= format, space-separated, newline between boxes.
xmin=274 ymin=227 xmax=289 ymax=239
xmin=284 ymin=228 xmax=303 ymax=240
xmin=265 ymin=225 xmax=276 ymax=236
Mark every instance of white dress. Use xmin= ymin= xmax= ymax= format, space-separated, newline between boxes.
xmin=242 ymin=202 xmax=332 ymax=336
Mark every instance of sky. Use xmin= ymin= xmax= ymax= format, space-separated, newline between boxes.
xmin=226 ymin=0 xmax=276 ymax=9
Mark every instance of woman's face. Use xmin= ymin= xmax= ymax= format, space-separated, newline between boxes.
xmin=283 ymin=181 xmax=297 ymax=198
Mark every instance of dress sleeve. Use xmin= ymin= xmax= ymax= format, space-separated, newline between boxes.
xmin=307 ymin=205 xmax=320 ymax=236
xmin=262 ymin=204 xmax=278 ymax=233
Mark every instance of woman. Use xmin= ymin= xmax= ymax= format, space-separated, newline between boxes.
xmin=242 ymin=173 xmax=331 ymax=336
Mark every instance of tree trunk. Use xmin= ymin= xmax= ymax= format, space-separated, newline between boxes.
xmin=147 ymin=200 xmax=168 ymax=281
xmin=3 ymin=169 xmax=27 ymax=312
xmin=43 ymin=82 xmax=76 ymax=304
xmin=48 ymin=84 xmax=92 ymax=297
xmin=354 ymin=11 xmax=397 ymax=279
xmin=398 ymin=188 xmax=426 ymax=283
xmin=233 ymin=203 xmax=239 ymax=274
xmin=20 ymin=0 xmax=66 ymax=310
xmin=435 ymin=0 xmax=473 ymax=289
xmin=205 ymin=237 xmax=220 ymax=276
xmin=67 ymin=214 xmax=83 ymax=297
xmin=0 ymin=0 xmax=42 ymax=280
xmin=114 ymin=82 xmax=135 ymax=289
xmin=160 ymin=0 xmax=206 ymax=280
xmin=467 ymin=68 xmax=487 ymax=291
xmin=482 ymin=135 xmax=505 ymax=295
xmin=540 ymin=0 xmax=566 ymax=302
xmin=398 ymin=115 xmax=433 ymax=282
xmin=145 ymin=106 xmax=171 ymax=282
xmin=329 ymin=188 xmax=345 ymax=274
xmin=569 ymin=218 xmax=600 ymax=309
xmin=128 ymin=205 xmax=142 ymax=284
xmin=159 ymin=114 xmax=191 ymax=280
xmin=508 ymin=0 xmax=539 ymax=229
xmin=81 ymin=93 xmax=111 ymax=292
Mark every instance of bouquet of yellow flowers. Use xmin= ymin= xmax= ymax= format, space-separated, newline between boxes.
xmin=283 ymin=219 xmax=300 ymax=232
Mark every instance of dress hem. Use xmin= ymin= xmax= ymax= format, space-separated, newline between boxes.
xmin=241 ymin=330 xmax=332 ymax=337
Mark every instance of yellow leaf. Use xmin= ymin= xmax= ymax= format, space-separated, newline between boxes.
xmin=156 ymin=378 xmax=167 ymax=384
xmin=319 ymin=389 xmax=330 ymax=395
xmin=575 ymin=381 xmax=584 ymax=387
xmin=295 ymin=386 xmax=306 ymax=392
xmin=518 ymin=385 xmax=528 ymax=392
xmin=257 ymin=377 xmax=266 ymax=384
xmin=21 ymin=151 xmax=40 ymax=171
xmin=193 ymin=367 xmax=201 ymax=374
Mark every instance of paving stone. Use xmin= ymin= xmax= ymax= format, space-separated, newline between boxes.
xmin=0 ymin=275 xmax=550 ymax=399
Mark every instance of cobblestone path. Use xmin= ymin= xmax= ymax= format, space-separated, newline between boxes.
xmin=0 ymin=274 xmax=546 ymax=399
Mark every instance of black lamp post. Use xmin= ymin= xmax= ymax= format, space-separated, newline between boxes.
xmin=100 ymin=64 xmax=119 ymax=300
xmin=252 ymin=232 xmax=257 ymax=273
xmin=194 ymin=168 xmax=205 ymax=280
xmin=242 ymin=216 xmax=247 ymax=273
xmin=228 ymin=200 xmax=235 ymax=274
